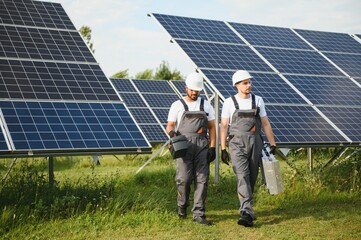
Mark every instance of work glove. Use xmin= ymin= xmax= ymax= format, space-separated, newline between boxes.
xmin=269 ymin=145 xmax=277 ymax=155
xmin=168 ymin=130 xmax=178 ymax=138
xmin=207 ymin=147 xmax=216 ymax=163
xmin=221 ymin=149 xmax=230 ymax=165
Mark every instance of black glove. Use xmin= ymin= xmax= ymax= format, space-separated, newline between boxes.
xmin=269 ymin=145 xmax=277 ymax=155
xmin=168 ymin=130 xmax=178 ymax=138
xmin=221 ymin=149 xmax=230 ymax=165
xmin=207 ymin=147 xmax=216 ymax=163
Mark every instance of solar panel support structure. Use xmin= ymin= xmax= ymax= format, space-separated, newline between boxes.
xmin=136 ymin=140 xmax=170 ymax=174
xmin=214 ymin=92 xmax=220 ymax=183
xmin=307 ymin=148 xmax=313 ymax=172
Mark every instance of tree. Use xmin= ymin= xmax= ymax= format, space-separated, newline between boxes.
xmin=79 ymin=25 xmax=95 ymax=53
xmin=111 ymin=69 xmax=129 ymax=79
xmin=135 ymin=69 xmax=153 ymax=79
xmin=154 ymin=61 xmax=183 ymax=80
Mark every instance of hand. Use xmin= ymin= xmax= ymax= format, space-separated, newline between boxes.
xmin=207 ymin=147 xmax=216 ymax=163
xmin=269 ymin=145 xmax=276 ymax=155
xmin=221 ymin=149 xmax=230 ymax=165
xmin=168 ymin=130 xmax=178 ymax=138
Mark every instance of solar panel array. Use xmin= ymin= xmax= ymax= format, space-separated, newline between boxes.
xmin=111 ymin=78 xmax=215 ymax=143
xmin=151 ymin=13 xmax=361 ymax=146
xmin=0 ymin=0 xmax=151 ymax=156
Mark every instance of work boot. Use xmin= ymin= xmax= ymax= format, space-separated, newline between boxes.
xmin=178 ymin=207 xmax=187 ymax=219
xmin=193 ymin=216 xmax=211 ymax=225
xmin=237 ymin=212 xmax=253 ymax=227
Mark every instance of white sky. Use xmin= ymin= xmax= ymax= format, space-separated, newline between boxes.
xmin=46 ymin=0 xmax=361 ymax=78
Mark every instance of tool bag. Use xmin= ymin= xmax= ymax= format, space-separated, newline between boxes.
xmin=261 ymin=143 xmax=284 ymax=195
xmin=169 ymin=135 xmax=188 ymax=159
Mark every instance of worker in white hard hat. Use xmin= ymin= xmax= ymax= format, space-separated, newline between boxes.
xmin=220 ymin=70 xmax=276 ymax=227
xmin=166 ymin=72 xmax=216 ymax=225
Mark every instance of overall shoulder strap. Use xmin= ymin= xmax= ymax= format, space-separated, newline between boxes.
xmin=200 ymin=98 xmax=204 ymax=112
xmin=231 ymin=95 xmax=239 ymax=109
xmin=179 ymin=98 xmax=189 ymax=111
xmin=251 ymin=93 xmax=256 ymax=109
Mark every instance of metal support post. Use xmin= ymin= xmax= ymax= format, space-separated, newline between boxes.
xmin=48 ymin=156 xmax=54 ymax=187
xmin=307 ymin=148 xmax=313 ymax=172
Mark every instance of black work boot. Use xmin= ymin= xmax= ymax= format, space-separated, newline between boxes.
xmin=237 ymin=212 xmax=253 ymax=227
xmin=193 ymin=216 xmax=212 ymax=225
xmin=178 ymin=207 xmax=187 ymax=219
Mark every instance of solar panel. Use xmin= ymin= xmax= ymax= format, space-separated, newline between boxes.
xmin=0 ymin=0 xmax=75 ymax=30
xmin=323 ymin=52 xmax=361 ymax=78
xmin=152 ymin=13 xmax=244 ymax=43
xmin=285 ymin=75 xmax=361 ymax=106
xmin=295 ymin=29 xmax=361 ymax=54
xmin=152 ymin=13 xmax=361 ymax=146
xmin=0 ymin=100 xmax=149 ymax=154
xmin=256 ymin=47 xmax=344 ymax=76
xmin=111 ymin=78 xmax=169 ymax=143
xmin=200 ymin=69 xmax=308 ymax=104
xmin=0 ymin=1 xmax=151 ymax=155
xmin=176 ymin=40 xmax=274 ymax=72
xmin=230 ymin=22 xmax=312 ymax=50
xmin=0 ymin=59 xmax=119 ymax=101
xmin=0 ymin=25 xmax=96 ymax=62
xmin=317 ymin=106 xmax=361 ymax=142
xmin=266 ymin=105 xmax=348 ymax=145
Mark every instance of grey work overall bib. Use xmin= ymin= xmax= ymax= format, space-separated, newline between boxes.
xmin=175 ymin=98 xmax=209 ymax=218
xmin=229 ymin=94 xmax=263 ymax=220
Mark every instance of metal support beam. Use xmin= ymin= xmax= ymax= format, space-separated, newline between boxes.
xmin=323 ymin=147 xmax=347 ymax=169
xmin=2 ymin=157 xmax=17 ymax=184
xmin=307 ymin=148 xmax=313 ymax=172
xmin=48 ymin=156 xmax=54 ymax=187
xmin=136 ymin=140 xmax=170 ymax=174
xmin=214 ymin=92 xmax=220 ymax=183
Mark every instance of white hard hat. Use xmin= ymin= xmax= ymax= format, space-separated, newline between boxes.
xmin=185 ymin=72 xmax=204 ymax=91
xmin=232 ymin=70 xmax=253 ymax=86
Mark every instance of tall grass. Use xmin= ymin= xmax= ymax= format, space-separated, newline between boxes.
xmin=0 ymin=147 xmax=360 ymax=239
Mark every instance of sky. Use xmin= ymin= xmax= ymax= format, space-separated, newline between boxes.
xmin=46 ymin=0 xmax=361 ymax=78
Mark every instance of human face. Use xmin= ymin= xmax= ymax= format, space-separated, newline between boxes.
xmin=185 ymin=87 xmax=200 ymax=101
xmin=235 ymin=79 xmax=252 ymax=96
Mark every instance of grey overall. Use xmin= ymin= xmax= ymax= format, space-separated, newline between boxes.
xmin=175 ymin=98 xmax=209 ymax=218
xmin=229 ymin=94 xmax=263 ymax=220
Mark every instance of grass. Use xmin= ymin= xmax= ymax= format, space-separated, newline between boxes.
xmin=0 ymin=147 xmax=360 ymax=239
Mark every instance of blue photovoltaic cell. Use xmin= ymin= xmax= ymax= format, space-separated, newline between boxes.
xmin=152 ymin=108 xmax=170 ymax=125
xmin=152 ymin=13 xmax=244 ymax=43
xmin=0 ymin=129 xmax=8 ymax=151
xmin=230 ymin=22 xmax=312 ymax=50
xmin=266 ymin=105 xmax=347 ymax=144
xmin=0 ymin=59 xmax=119 ymax=101
xmin=118 ymin=92 xmax=147 ymax=108
xmin=176 ymin=40 xmax=273 ymax=72
xmin=201 ymin=69 xmax=308 ymax=104
xmin=0 ymin=0 xmax=75 ymax=30
xmin=132 ymin=79 xmax=175 ymax=93
xmin=130 ymin=108 xmax=159 ymax=124
xmin=0 ymin=101 xmax=149 ymax=151
xmin=140 ymin=125 xmax=168 ymax=142
xmin=0 ymin=25 xmax=96 ymax=62
xmin=142 ymin=93 xmax=179 ymax=108
xmin=295 ymin=29 xmax=361 ymax=54
xmin=111 ymin=78 xmax=137 ymax=93
xmin=323 ymin=52 xmax=361 ymax=78
xmin=111 ymin=78 xmax=170 ymax=143
xmin=285 ymin=75 xmax=361 ymax=106
xmin=317 ymin=106 xmax=361 ymax=142
xmin=256 ymin=47 xmax=344 ymax=76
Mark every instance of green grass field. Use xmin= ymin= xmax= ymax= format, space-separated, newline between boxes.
xmin=1 ymin=148 xmax=360 ymax=239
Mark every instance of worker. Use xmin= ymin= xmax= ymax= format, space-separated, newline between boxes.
xmin=220 ymin=70 xmax=276 ymax=227
xmin=166 ymin=72 xmax=216 ymax=225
